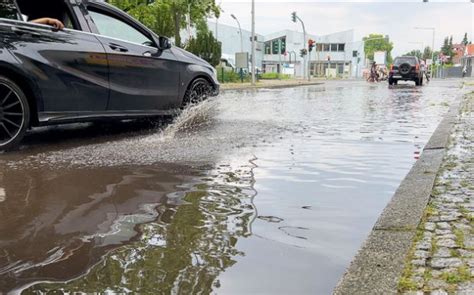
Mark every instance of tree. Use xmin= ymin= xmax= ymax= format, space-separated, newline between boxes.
xmin=404 ymin=50 xmax=422 ymax=59
xmin=109 ymin=0 xmax=220 ymax=48
xmin=186 ymin=26 xmax=222 ymax=66
xmin=462 ymin=33 xmax=469 ymax=46
xmin=422 ymin=46 xmax=432 ymax=60
xmin=363 ymin=34 xmax=394 ymax=63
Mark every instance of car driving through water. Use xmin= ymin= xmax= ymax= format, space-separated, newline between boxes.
xmin=388 ymin=56 xmax=425 ymax=86
xmin=0 ymin=0 xmax=219 ymax=151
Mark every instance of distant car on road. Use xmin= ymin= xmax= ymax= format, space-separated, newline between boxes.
xmin=0 ymin=0 xmax=219 ymax=151
xmin=389 ymin=56 xmax=425 ymax=86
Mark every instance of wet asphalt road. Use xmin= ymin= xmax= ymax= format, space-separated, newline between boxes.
xmin=0 ymin=80 xmax=468 ymax=294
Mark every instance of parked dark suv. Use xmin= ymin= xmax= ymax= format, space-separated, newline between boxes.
xmin=0 ymin=0 xmax=219 ymax=151
xmin=388 ymin=56 xmax=425 ymax=86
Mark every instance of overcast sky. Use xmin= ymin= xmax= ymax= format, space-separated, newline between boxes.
xmin=211 ymin=0 xmax=474 ymax=57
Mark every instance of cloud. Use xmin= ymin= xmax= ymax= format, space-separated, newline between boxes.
xmin=216 ymin=1 xmax=473 ymax=57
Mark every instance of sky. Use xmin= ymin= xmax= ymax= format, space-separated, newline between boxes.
xmin=211 ymin=0 xmax=474 ymax=57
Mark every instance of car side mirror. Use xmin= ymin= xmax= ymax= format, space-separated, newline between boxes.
xmin=158 ymin=36 xmax=171 ymax=50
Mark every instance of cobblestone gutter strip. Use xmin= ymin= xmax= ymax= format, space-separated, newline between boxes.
xmin=333 ymin=93 xmax=466 ymax=295
xmin=399 ymin=94 xmax=474 ymax=294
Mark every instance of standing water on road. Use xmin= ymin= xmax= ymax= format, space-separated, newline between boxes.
xmin=0 ymin=80 xmax=466 ymax=294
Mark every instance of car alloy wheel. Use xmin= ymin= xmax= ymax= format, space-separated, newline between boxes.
xmin=185 ymin=78 xmax=212 ymax=105
xmin=0 ymin=77 xmax=29 ymax=151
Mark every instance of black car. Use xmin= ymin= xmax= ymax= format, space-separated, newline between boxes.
xmin=0 ymin=0 xmax=219 ymax=151
xmin=388 ymin=56 xmax=425 ymax=86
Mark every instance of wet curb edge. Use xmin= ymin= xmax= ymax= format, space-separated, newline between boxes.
xmin=333 ymin=93 xmax=464 ymax=295
xmin=220 ymin=81 xmax=324 ymax=92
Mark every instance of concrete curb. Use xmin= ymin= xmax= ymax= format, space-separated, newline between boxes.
xmin=220 ymin=81 xmax=324 ymax=92
xmin=333 ymin=95 xmax=464 ymax=295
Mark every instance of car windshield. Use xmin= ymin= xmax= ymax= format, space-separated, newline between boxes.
xmin=0 ymin=0 xmax=20 ymax=20
xmin=394 ymin=57 xmax=417 ymax=66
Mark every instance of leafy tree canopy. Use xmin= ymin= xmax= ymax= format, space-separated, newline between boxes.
xmin=109 ymin=0 xmax=220 ymax=47
xmin=363 ymin=33 xmax=394 ymax=64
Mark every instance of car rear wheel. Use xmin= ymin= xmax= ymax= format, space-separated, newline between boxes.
xmin=0 ymin=76 xmax=30 ymax=151
xmin=183 ymin=78 xmax=212 ymax=106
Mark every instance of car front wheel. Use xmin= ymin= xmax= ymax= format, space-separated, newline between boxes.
xmin=183 ymin=78 xmax=212 ymax=106
xmin=0 ymin=76 xmax=30 ymax=151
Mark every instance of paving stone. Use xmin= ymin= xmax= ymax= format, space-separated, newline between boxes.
xmin=435 ymin=229 xmax=453 ymax=235
xmin=437 ymin=222 xmax=452 ymax=230
xmin=437 ymin=234 xmax=456 ymax=240
xmin=417 ymin=240 xmax=432 ymax=251
xmin=412 ymin=259 xmax=426 ymax=267
xmin=458 ymin=248 xmax=474 ymax=258
xmin=439 ymin=195 xmax=464 ymax=203
xmin=425 ymin=222 xmax=436 ymax=231
xmin=414 ymin=250 xmax=430 ymax=259
xmin=436 ymin=238 xmax=458 ymax=248
xmin=427 ymin=279 xmax=449 ymax=290
xmin=453 ymin=222 xmax=471 ymax=231
xmin=414 ymin=267 xmax=426 ymax=275
xmin=456 ymin=281 xmax=474 ymax=295
xmin=463 ymin=236 xmax=474 ymax=248
xmin=439 ymin=214 xmax=461 ymax=222
xmin=433 ymin=247 xmax=452 ymax=258
xmin=430 ymin=257 xmax=462 ymax=269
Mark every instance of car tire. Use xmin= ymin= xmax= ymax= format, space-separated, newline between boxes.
xmin=183 ymin=78 xmax=212 ymax=106
xmin=388 ymin=78 xmax=394 ymax=85
xmin=0 ymin=76 xmax=30 ymax=151
xmin=415 ymin=78 xmax=420 ymax=86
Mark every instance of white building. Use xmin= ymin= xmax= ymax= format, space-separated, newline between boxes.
xmin=262 ymin=29 xmax=365 ymax=78
xmin=183 ymin=22 xmax=366 ymax=78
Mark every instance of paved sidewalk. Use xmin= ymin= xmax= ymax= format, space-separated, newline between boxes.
xmin=400 ymin=93 xmax=474 ymax=294
xmin=220 ymin=78 xmax=324 ymax=91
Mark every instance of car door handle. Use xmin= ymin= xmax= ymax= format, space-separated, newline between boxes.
xmin=109 ymin=43 xmax=129 ymax=53
xmin=11 ymin=26 xmax=41 ymax=37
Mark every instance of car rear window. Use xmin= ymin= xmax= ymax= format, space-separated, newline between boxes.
xmin=0 ymin=0 xmax=20 ymax=20
xmin=394 ymin=57 xmax=417 ymax=66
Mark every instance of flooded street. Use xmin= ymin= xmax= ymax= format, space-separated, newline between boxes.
xmin=0 ymin=80 xmax=467 ymax=294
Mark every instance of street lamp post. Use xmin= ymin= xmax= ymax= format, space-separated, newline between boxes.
xmin=251 ymin=0 xmax=256 ymax=85
xmin=231 ymin=14 xmax=243 ymax=52
xmin=291 ymin=12 xmax=308 ymax=80
xmin=414 ymin=27 xmax=435 ymax=78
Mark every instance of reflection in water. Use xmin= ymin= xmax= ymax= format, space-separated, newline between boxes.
xmin=0 ymin=159 xmax=258 ymax=293
xmin=0 ymin=81 xmax=465 ymax=293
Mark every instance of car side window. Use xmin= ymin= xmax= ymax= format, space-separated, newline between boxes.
xmin=88 ymin=10 xmax=153 ymax=46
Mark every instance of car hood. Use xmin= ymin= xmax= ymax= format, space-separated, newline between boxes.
xmin=170 ymin=46 xmax=211 ymax=68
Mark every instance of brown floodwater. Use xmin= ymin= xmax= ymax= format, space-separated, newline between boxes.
xmin=0 ymin=80 xmax=467 ymax=294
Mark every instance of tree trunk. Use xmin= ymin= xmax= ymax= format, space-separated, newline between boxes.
xmin=173 ymin=10 xmax=181 ymax=48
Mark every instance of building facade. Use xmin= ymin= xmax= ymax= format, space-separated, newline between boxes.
xmin=184 ymin=22 xmax=366 ymax=78
xmin=262 ymin=29 xmax=365 ymax=78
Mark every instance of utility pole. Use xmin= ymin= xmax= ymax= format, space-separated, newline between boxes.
xmin=278 ymin=39 xmax=282 ymax=78
xmin=251 ymin=0 xmax=256 ymax=85
xmin=291 ymin=12 xmax=307 ymax=80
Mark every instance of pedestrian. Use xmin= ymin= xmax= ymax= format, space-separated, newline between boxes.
xmin=463 ymin=65 xmax=468 ymax=78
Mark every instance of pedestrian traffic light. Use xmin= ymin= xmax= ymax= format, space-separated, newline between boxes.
xmin=291 ymin=12 xmax=297 ymax=23
xmin=308 ymin=39 xmax=315 ymax=52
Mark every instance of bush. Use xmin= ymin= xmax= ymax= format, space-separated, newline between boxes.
xmin=259 ymin=72 xmax=291 ymax=80
xmin=215 ymin=66 xmax=251 ymax=83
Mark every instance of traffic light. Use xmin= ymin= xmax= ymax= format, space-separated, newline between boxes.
xmin=308 ymin=39 xmax=315 ymax=52
xmin=300 ymin=48 xmax=307 ymax=57
xmin=291 ymin=12 xmax=297 ymax=23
